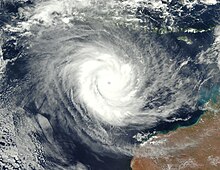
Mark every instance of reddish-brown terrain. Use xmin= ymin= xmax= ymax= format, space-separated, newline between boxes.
xmin=131 ymin=101 xmax=220 ymax=170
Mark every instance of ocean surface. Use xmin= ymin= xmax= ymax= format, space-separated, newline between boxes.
xmin=0 ymin=0 xmax=220 ymax=169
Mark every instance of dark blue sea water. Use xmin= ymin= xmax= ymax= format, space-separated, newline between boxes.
xmin=0 ymin=1 xmax=220 ymax=170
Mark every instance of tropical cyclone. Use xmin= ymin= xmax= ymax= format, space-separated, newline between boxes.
xmin=23 ymin=22 xmax=206 ymax=156
xmin=58 ymin=41 xmax=147 ymax=126
xmin=0 ymin=0 xmax=220 ymax=169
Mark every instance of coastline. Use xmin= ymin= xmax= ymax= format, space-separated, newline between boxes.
xmin=131 ymin=100 xmax=220 ymax=169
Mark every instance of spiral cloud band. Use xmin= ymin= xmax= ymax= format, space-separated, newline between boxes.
xmin=16 ymin=21 xmax=210 ymax=156
xmin=2 ymin=0 xmax=219 ymax=160
xmin=43 ymin=26 xmax=185 ymax=127
xmin=60 ymin=43 xmax=147 ymax=126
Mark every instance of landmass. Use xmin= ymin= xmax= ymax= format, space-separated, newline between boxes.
xmin=131 ymin=100 xmax=220 ymax=170
xmin=177 ymin=36 xmax=193 ymax=45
